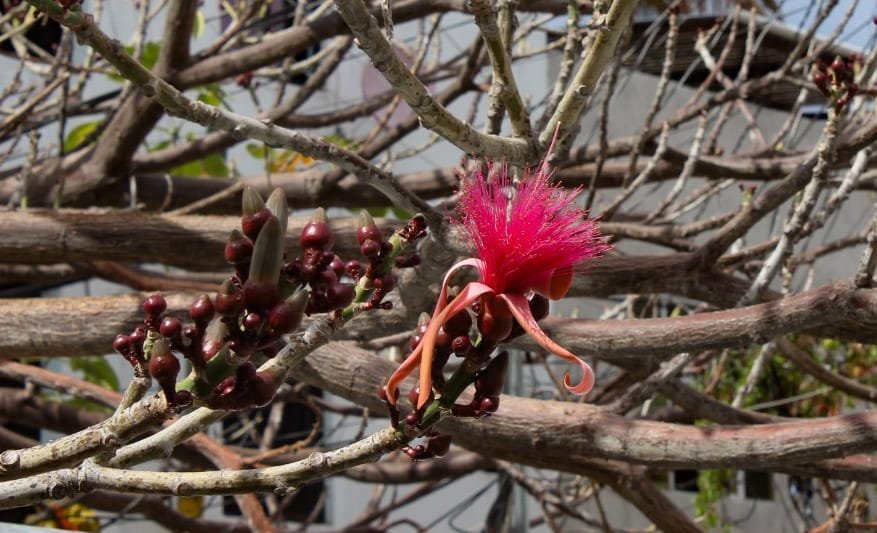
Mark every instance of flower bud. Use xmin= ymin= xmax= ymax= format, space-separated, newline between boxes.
xmin=241 ymin=207 xmax=272 ymax=241
xmin=189 ymin=294 xmax=215 ymax=326
xmin=268 ymin=291 xmax=307 ymax=334
xmin=426 ymin=434 xmax=452 ymax=457
xmin=224 ymin=230 xmax=253 ymax=265
xmin=300 ymin=207 xmax=333 ymax=251
xmin=113 ymin=334 xmax=131 ymax=354
xmin=215 ymin=279 xmax=246 ymax=317
xmin=326 ymin=283 xmax=355 ymax=310
xmin=360 ymin=239 xmax=380 ymax=257
xmin=451 ymin=336 xmax=472 ymax=356
xmin=443 ymin=310 xmax=472 ymax=338
xmin=242 ymin=279 xmax=280 ymax=311
xmin=243 ymin=312 xmax=263 ymax=331
xmin=159 ymin=317 xmax=182 ymax=339
xmin=330 ymin=256 xmax=345 ymax=278
xmin=357 ymin=210 xmax=382 ymax=245
xmin=148 ymin=337 xmax=180 ymax=403
xmin=143 ymin=293 xmax=167 ymax=317
xmin=251 ymin=371 xmax=280 ymax=407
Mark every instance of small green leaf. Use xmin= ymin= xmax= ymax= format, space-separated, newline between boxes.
xmin=202 ymin=153 xmax=229 ymax=177
xmin=192 ymin=10 xmax=205 ymax=38
xmin=69 ymin=356 xmax=119 ymax=392
xmin=63 ymin=121 xmax=100 ymax=151
xmin=246 ymin=143 xmax=267 ymax=159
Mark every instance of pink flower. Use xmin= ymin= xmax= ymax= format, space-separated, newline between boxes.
xmin=386 ymin=144 xmax=610 ymax=409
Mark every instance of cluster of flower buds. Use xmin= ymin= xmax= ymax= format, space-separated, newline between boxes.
xmin=284 ymin=207 xmax=356 ymax=314
xmin=812 ymin=55 xmax=875 ymax=112
xmin=451 ymin=352 xmax=508 ymax=418
xmin=402 ymin=433 xmax=452 ymax=461
xmin=114 ymin=187 xmax=427 ymax=412
xmin=112 ymin=293 xmax=191 ymax=409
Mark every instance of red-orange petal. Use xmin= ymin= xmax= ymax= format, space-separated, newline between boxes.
xmin=417 ymin=281 xmax=494 ymax=408
xmin=498 ymin=293 xmax=595 ymax=396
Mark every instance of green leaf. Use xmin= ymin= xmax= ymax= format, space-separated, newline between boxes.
xmin=63 ymin=121 xmax=100 ymax=151
xmin=246 ymin=143 xmax=267 ymax=159
xmin=192 ymin=10 xmax=205 ymax=38
xmin=69 ymin=356 xmax=119 ymax=392
xmin=202 ymin=153 xmax=229 ymax=177
xmin=197 ymin=83 xmax=226 ymax=108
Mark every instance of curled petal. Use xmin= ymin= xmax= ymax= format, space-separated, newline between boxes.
xmin=418 ymin=281 xmax=494 ymax=409
xmin=386 ymin=259 xmax=485 ymax=406
xmin=384 ymin=342 xmax=423 ymax=406
xmin=434 ymin=258 xmax=485 ymax=316
xmin=498 ymin=293 xmax=595 ymax=396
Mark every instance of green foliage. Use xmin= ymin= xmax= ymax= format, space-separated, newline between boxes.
xmin=694 ymin=469 xmax=733 ymax=531
xmin=69 ymin=356 xmax=119 ymax=392
xmin=246 ymin=143 xmax=314 ymax=173
xmin=109 ymin=42 xmax=160 ymax=82
xmin=63 ymin=121 xmax=100 ymax=151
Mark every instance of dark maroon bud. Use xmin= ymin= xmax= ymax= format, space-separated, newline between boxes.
xmin=130 ymin=326 xmax=147 ymax=346
xmin=173 ymin=390 xmax=193 ymax=408
xmin=268 ymin=291 xmax=307 ymax=334
xmin=451 ymin=403 xmax=477 ymax=417
xmin=143 ymin=293 xmax=167 ymax=316
xmin=404 ymin=413 xmax=420 ymax=427
xmin=443 ymin=310 xmax=472 ymax=338
xmin=242 ymin=279 xmax=280 ymax=311
xmin=375 ymin=274 xmax=395 ymax=292
xmin=831 ymin=56 xmax=846 ymax=75
xmin=873 ymin=15 xmax=877 ymax=25
xmin=357 ymin=211 xmax=382 ymax=245
xmin=235 ymin=361 xmax=258 ymax=382
xmin=330 ymin=257 xmax=345 ymax=278
xmin=241 ymin=207 xmax=272 ymax=240
xmin=243 ymin=312 xmax=263 ymax=331
xmin=224 ymin=230 xmax=254 ymax=265
xmin=427 ymin=434 xmax=452 ymax=457
xmin=529 ymin=294 xmax=550 ymax=322
xmin=189 ymin=294 xmax=215 ymax=326
xmin=251 ymin=371 xmax=279 ymax=407
xmin=360 ymin=239 xmax=380 ymax=257
xmin=346 ymin=260 xmax=363 ymax=278
xmin=159 ymin=317 xmax=182 ymax=339
xmin=215 ymin=279 xmax=245 ymax=317
xmin=395 ymin=254 xmax=421 ymax=268
xmin=478 ymin=396 xmax=499 ymax=415
xmin=475 ymin=352 xmax=509 ymax=397
xmin=260 ymin=340 xmax=281 ymax=358
xmin=300 ymin=207 xmax=333 ymax=250
xmin=326 ymin=283 xmax=355 ymax=309
xmin=451 ymin=336 xmax=472 ymax=355
xmin=813 ymin=71 xmax=828 ymax=85
xmin=407 ymin=387 xmax=420 ymax=407
xmin=320 ymin=268 xmax=339 ymax=286
xmin=113 ymin=334 xmax=131 ymax=353
xmin=849 ymin=83 xmax=859 ymax=95
xmin=404 ymin=444 xmax=426 ymax=459
xmin=148 ymin=338 xmax=180 ymax=398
